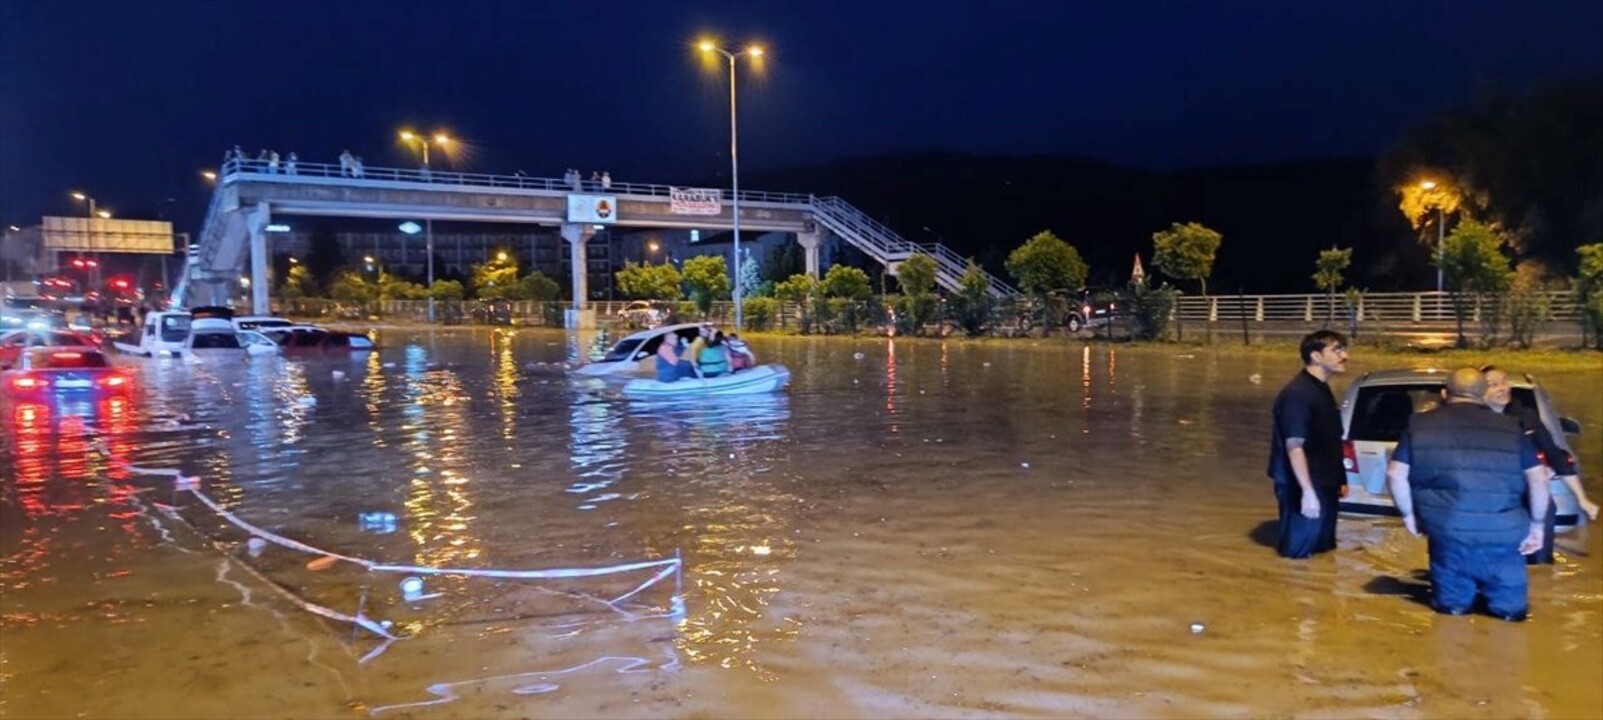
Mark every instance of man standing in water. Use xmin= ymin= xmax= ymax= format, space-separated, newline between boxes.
xmin=1480 ymin=365 xmax=1598 ymax=564
xmin=1387 ymin=368 xmax=1548 ymax=621
xmin=1267 ymin=330 xmax=1349 ymax=558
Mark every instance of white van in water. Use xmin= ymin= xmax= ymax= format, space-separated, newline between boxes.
xmin=112 ymin=310 xmax=191 ymax=357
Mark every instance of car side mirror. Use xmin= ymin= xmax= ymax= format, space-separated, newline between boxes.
xmin=1560 ymin=417 xmax=1581 ymax=434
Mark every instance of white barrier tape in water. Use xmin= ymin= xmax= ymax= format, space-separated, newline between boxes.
xmin=92 ymin=438 xmax=681 ymax=605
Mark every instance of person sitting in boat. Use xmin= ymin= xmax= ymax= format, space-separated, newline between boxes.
xmin=726 ymin=332 xmax=755 ymax=372
xmin=655 ymin=332 xmax=696 ymax=382
xmin=695 ymin=331 xmax=732 ymax=378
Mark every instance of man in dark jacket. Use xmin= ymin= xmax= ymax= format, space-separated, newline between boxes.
xmin=1267 ymin=330 xmax=1349 ymax=558
xmin=1481 ymin=365 xmax=1599 ymax=564
xmin=1387 ymin=368 xmax=1548 ymax=621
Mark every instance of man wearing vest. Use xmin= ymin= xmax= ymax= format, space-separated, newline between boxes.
xmin=1387 ymin=368 xmax=1548 ymax=622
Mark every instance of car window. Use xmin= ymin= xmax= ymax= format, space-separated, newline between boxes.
xmin=291 ymin=333 xmax=325 ymax=347
xmin=1348 ymin=385 xmax=1444 ymax=442
xmin=602 ymin=338 xmax=644 ymax=362
xmin=160 ymin=316 xmax=191 ymax=342
xmin=327 ymin=334 xmax=350 ymax=347
xmin=34 ymin=349 xmax=109 ymax=369
xmin=190 ymin=332 xmax=242 ymax=349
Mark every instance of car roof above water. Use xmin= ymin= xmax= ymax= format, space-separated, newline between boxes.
xmin=1351 ymin=368 xmax=1537 ymax=388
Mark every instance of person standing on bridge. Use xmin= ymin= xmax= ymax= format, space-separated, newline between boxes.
xmin=340 ymin=150 xmax=355 ymax=177
xmin=267 ymin=150 xmax=280 ymax=174
xmin=285 ymin=152 xmax=298 ymax=176
xmin=601 ymin=171 xmax=612 ymax=191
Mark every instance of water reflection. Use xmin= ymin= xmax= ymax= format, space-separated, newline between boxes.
xmin=2 ymin=330 xmax=1598 ymax=718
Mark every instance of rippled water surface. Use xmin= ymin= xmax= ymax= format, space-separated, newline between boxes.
xmin=2 ymin=329 xmax=1600 ymax=719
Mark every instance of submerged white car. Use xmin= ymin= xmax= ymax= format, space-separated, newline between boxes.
xmin=1339 ymin=368 xmax=1585 ymax=528
xmin=575 ymin=323 xmax=719 ymax=377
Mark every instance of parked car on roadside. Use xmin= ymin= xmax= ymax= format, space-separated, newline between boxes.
xmin=617 ymin=300 xmax=668 ymax=329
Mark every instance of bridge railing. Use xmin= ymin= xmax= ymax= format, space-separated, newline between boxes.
xmin=216 ymin=157 xmax=815 ymax=205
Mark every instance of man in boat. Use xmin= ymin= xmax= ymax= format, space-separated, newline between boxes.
xmin=655 ymin=331 xmax=696 ymax=382
xmin=1387 ymin=368 xmax=1548 ymax=621
xmin=726 ymin=332 xmax=755 ymax=371
xmin=1267 ymin=330 xmax=1349 ymax=559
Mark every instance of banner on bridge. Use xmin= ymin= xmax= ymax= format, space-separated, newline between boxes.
xmin=566 ymin=195 xmax=617 ymax=224
xmin=669 ymin=187 xmax=722 ymax=215
xmin=40 ymin=217 xmax=175 ymax=254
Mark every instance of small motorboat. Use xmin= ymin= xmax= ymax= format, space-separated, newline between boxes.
xmin=622 ymin=364 xmax=790 ymax=399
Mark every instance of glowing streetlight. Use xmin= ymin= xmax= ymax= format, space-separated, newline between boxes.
xmin=1420 ymin=179 xmax=1446 ymax=294
xmin=202 ymin=170 xmax=218 ymax=182
xmin=398 ymin=129 xmax=452 ymax=323
xmin=96 ymin=210 xmax=111 ymax=219
xmin=496 ymin=251 xmax=508 ymax=262
xmin=697 ymin=38 xmax=766 ymax=331
xmin=363 ymin=255 xmax=375 ymax=264
xmin=399 ymin=130 xmax=452 ymax=167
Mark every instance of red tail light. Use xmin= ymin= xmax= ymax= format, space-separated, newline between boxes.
xmin=1342 ymin=441 xmax=1358 ymax=472
xmin=97 ymin=372 xmax=130 ymax=389
xmin=51 ymin=352 xmax=83 ymax=360
xmin=11 ymin=374 xmax=43 ymax=390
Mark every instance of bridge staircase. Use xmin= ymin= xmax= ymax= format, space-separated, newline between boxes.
xmin=807 ymin=196 xmax=1015 ymax=297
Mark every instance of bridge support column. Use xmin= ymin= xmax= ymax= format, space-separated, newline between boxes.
xmin=246 ymin=202 xmax=272 ymax=315
xmin=561 ymin=222 xmax=597 ymax=329
xmin=797 ymin=224 xmax=825 ymax=279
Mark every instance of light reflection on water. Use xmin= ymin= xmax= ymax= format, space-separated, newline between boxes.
xmin=0 ymin=330 xmax=1599 ymax=718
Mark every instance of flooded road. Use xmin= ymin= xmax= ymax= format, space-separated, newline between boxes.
xmin=2 ymin=329 xmax=1600 ymax=718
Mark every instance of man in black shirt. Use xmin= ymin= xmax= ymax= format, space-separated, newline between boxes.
xmin=1267 ymin=330 xmax=1350 ymax=558
xmin=1481 ymin=365 xmax=1598 ymax=564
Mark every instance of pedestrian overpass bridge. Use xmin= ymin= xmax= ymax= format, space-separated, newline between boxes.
xmin=177 ymin=157 xmax=1016 ymax=316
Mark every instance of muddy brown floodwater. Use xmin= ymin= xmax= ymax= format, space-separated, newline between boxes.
xmin=2 ymin=330 xmax=1599 ymax=719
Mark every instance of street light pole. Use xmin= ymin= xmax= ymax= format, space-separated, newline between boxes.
xmin=400 ymin=130 xmax=452 ymax=322
xmin=700 ymin=41 xmax=764 ymax=331
xmin=1442 ymin=206 xmax=1455 ymax=296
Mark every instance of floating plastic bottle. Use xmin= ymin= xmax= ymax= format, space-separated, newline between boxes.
xmin=400 ymin=576 xmax=424 ymax=601
xmin=359 ymin=512 xmax=397 ymax=534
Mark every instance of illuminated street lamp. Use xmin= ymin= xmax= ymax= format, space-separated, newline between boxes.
xmin=71 ymin=192 xmax=104 ymax=288
xmin=698 ymin=38 xmax=765 ymax=331
xmin=398 ymin=130 xmax=452 ymax=323
xmin=1420 ymin=180 xmax=1445 ymax=294
xmin=201 ymin=170 xmax=218 ymax=182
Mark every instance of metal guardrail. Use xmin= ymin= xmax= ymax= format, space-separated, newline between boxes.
xmin=1175 ymin=291 xmax=1581 ymax=323
xmin=216 ymin=157 xmax=816 ymax=205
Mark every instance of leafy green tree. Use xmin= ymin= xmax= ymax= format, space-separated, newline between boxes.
xmin=278 ymin=264 xmax=313 ymax=302
xmin=615 ymin=261 xmax=683 ymax=300
xmin=1312 ymin=247 xmax=1353 ymax=325
xmin=893 ymin=253 xmax=940 ymax=334
xmin=514 ymin=271 xmax=561 ymax=301
xmin=1005 ymin=231 xmax=1088 ymax=334
xmin=472 ymin=251 xmax=520 ymax=299
xmin=1005 ymin=231 xmax=1088 ymax=297
xmin=1439 ymin=218 xmax=1514 ymax=347
xmin=895 ymin=253 xmax=938 ymax=296
xmin=742 ymin=296 xmax=779 ymax=331
xmin=1151 ymin=222 xmax=1222 ymax=297
xmin=952 ymin=260 xmax=992 ymax=337
xmin=1574 ymin=242 xmax=1603 ymax=348
xmin=774 ymin=273 xmax=819 ymax=332
xmin=379 ymin=272 xmax=428 ymax=300
xmin=429 ymin=279 xmax=465 ymax=301
xmin=328 ymin=271 xmax=374 ymax=303
xmin=1119 ymin=281 xmax=1178 ymax=341
xmin=681 ymin=255 xmax=731 ymax=317
xmin=822 ymin=264 xmax=872 ymax=300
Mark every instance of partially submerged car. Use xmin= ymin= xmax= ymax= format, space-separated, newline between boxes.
xmin=266 ymin=328 xmax=376 ymax=354
xmin=1340 ymin=368 xmax=1585 ymax=528
xmin=576 ymin=323 xmax=713 ymax=377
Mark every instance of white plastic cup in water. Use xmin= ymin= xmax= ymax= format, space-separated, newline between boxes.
xmin=400 ymin=576 xmax=424 ymax=600
xmin=246 ymin=537 xmax=267 ymax=557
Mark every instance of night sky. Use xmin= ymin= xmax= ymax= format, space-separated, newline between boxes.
xmin=2 ymin=0 xmax=1599 ymax=233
